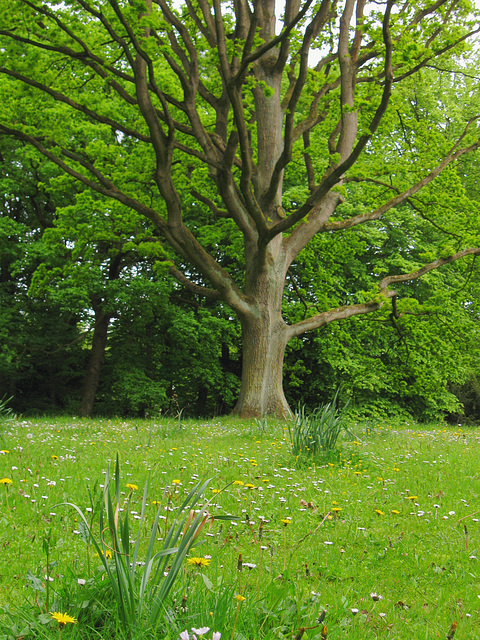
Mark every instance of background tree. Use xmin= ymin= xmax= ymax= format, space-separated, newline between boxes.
xmin=1 ymin=0 xmax=480 ymax=417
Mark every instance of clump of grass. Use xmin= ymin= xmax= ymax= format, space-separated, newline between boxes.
xmin=288 ymin=391 xmax=353 ymax=459
xmin=59 ymin=455 xmax=225 ymax=638
xmin=0 ymin=395 xmax=15 ymax=422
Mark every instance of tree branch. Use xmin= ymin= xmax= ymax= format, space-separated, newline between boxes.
xmin=324 ymin=120 xmax=480 ymax=232
xmin=169 ymin=266 xmax=222 ymax=299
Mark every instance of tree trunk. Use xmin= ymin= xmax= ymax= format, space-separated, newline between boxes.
xmin=233 ymin=307 xmax=290 ymax=418
xmin=78 ymin=310 xmax=111 ymax=417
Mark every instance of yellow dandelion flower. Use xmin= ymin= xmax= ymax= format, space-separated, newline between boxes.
xmin=0 ymin=450 xmax=9 ymax=454
xmin=172 ymin=479 xmax=181 ymax=485
xmin=51 ymin=455 xmax=59 ymax=460
xmin=374 ymin=509 xmax=384 ymax=516
xmin=281 ymin=518 xmax=292 ymax=526
xmin=152 ymin=500 xmax=161 ymax=505
xmin=391 ymin=509 xmax=400 ymax=514
xmin=244 ymin=483 xmax=255 ymax=489
xmin=235 ymin=594 xmax=246 ymax=602
xmin=0 ymin=478 xmax=12 ymax=485
xmin=233 ymin=480 xmax=244 ymax=486
xmin=186 ymin=557 xmax=211 ymax=568
xmin=406 ymin=496 xmax=418 ymax=500
xmin=211 ymin=488 xmax=221 ymax=494
xmin=99 ymin=549 xmax=113 ymax=560
xmin=331 ymin=507 xmax=342 ymax=513
xmin=126 ymin=483 xmax=138 ymax=491
xmin=50 ymin=612 xmax=77 ymax=626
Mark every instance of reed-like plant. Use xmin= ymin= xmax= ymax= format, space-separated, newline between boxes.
xmin=288 ymin=391 xmax=353 ymax=458
xmin=60 ymin=456 xmax=227 ymax=637
xmin=0 ymin=395 xmax=15 ymax=421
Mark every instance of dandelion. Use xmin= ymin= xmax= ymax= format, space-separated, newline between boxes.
xmin=244 ymin=483 xmax=255 ymax=489
xmin=0 ymin=450 xmax=9 ymax=454
xmin=391 ymin=509 xmax=400 ymax=515
xmin=235 ymin=594 xmax=246 ymax=602
xmin=126 ymin=483 xmax=138 ymax=491
xmin=0 ymin=478 xmax=12 ymax=485
xmin=374 ymin=509 xmax=384 ymax=516
xmin=406 ymin=496 xmax=418 ymax=500
xmin=51 ymin=455 xmax=59 ymax=460
xmin=186 ymin=557 xmax=211 ymax=568
xmin=50 ymin=612 xmax=77 ymax=627
xmin=281 ymin=518 xmax=292 ymax=526
xmin=172 ymin=479 xmax=181 ymax=485
xmin=233 ymin=480 xmax=244 ymax=486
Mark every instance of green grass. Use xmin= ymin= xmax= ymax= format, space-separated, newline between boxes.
xmin=0 ymin=415 xmax=479 ymax=639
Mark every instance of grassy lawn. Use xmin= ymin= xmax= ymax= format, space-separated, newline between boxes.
xmin=0 ymin=416 xmax=479 ymax=639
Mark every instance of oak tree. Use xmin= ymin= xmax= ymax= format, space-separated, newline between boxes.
xmin=1 ymin=0 xmax=480 ymax=416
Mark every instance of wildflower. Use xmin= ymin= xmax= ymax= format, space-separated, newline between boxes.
xmin=351 ymin=608 xmax=359 ymax=615
xmin=192 ymin=627 xmax=210 ymax=637
xmin=374 ymin=509 xmax=384 ymax=516
xmin=126 ymin=483 xmax=138 ymax=491
xmin=370 ymin=592 xmax=383 ymax=601
xmin=235 ymin=594 xmax=246 ymax=602
xmin=244 ymin=483 xmax=255 ymax=489
xmin=233 ymin=480 xmax=244 ymax=486
xmin=186 ymin=557 xmax=210 ymax=568
xmin=331 ymin=507 xmax=342 ymax=513
xmin=0 ymin=450 xmax=9 ymax=454
xmin=0 ymin=478 xmax=12 ymax=485
xmin=211 ymin=488 xmax=221 ymax=494
xmin=172 ymin=479 xmax=181 ymax=485
xmin=391 ymin=510 xmax=400 ymax=515
xmin=281 ymin=518 xmax=292 ymax=526
xmin=50 ymin=612 xmax=77 ymax=627
xmin=406 ymin=496 xmax=417 ymax=500
xmin=51 ymin=455 xmax=59 ymax=460
xmin=99 ymin=549 xmax=113 ymax=560
xmin=77 ymin=579 xmax=86 ymax=586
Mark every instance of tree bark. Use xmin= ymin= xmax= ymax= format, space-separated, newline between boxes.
xmin=78 ymin=309 xmax=111 ymax=417
xmin=233 ymin=309 xmax=290 ymax=418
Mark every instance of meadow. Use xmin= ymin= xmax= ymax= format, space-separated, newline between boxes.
xmin=0 ymin=415 xmax=479 ymax=640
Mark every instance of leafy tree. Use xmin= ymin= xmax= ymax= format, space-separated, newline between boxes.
xmin=1 ymin=0 xmax=480 ymax=416
xmin=0 ymin=138 xmax=87 ymax=411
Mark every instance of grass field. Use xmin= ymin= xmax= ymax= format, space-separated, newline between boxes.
xmin=0 ymin=415 xmax=479 ymax=639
